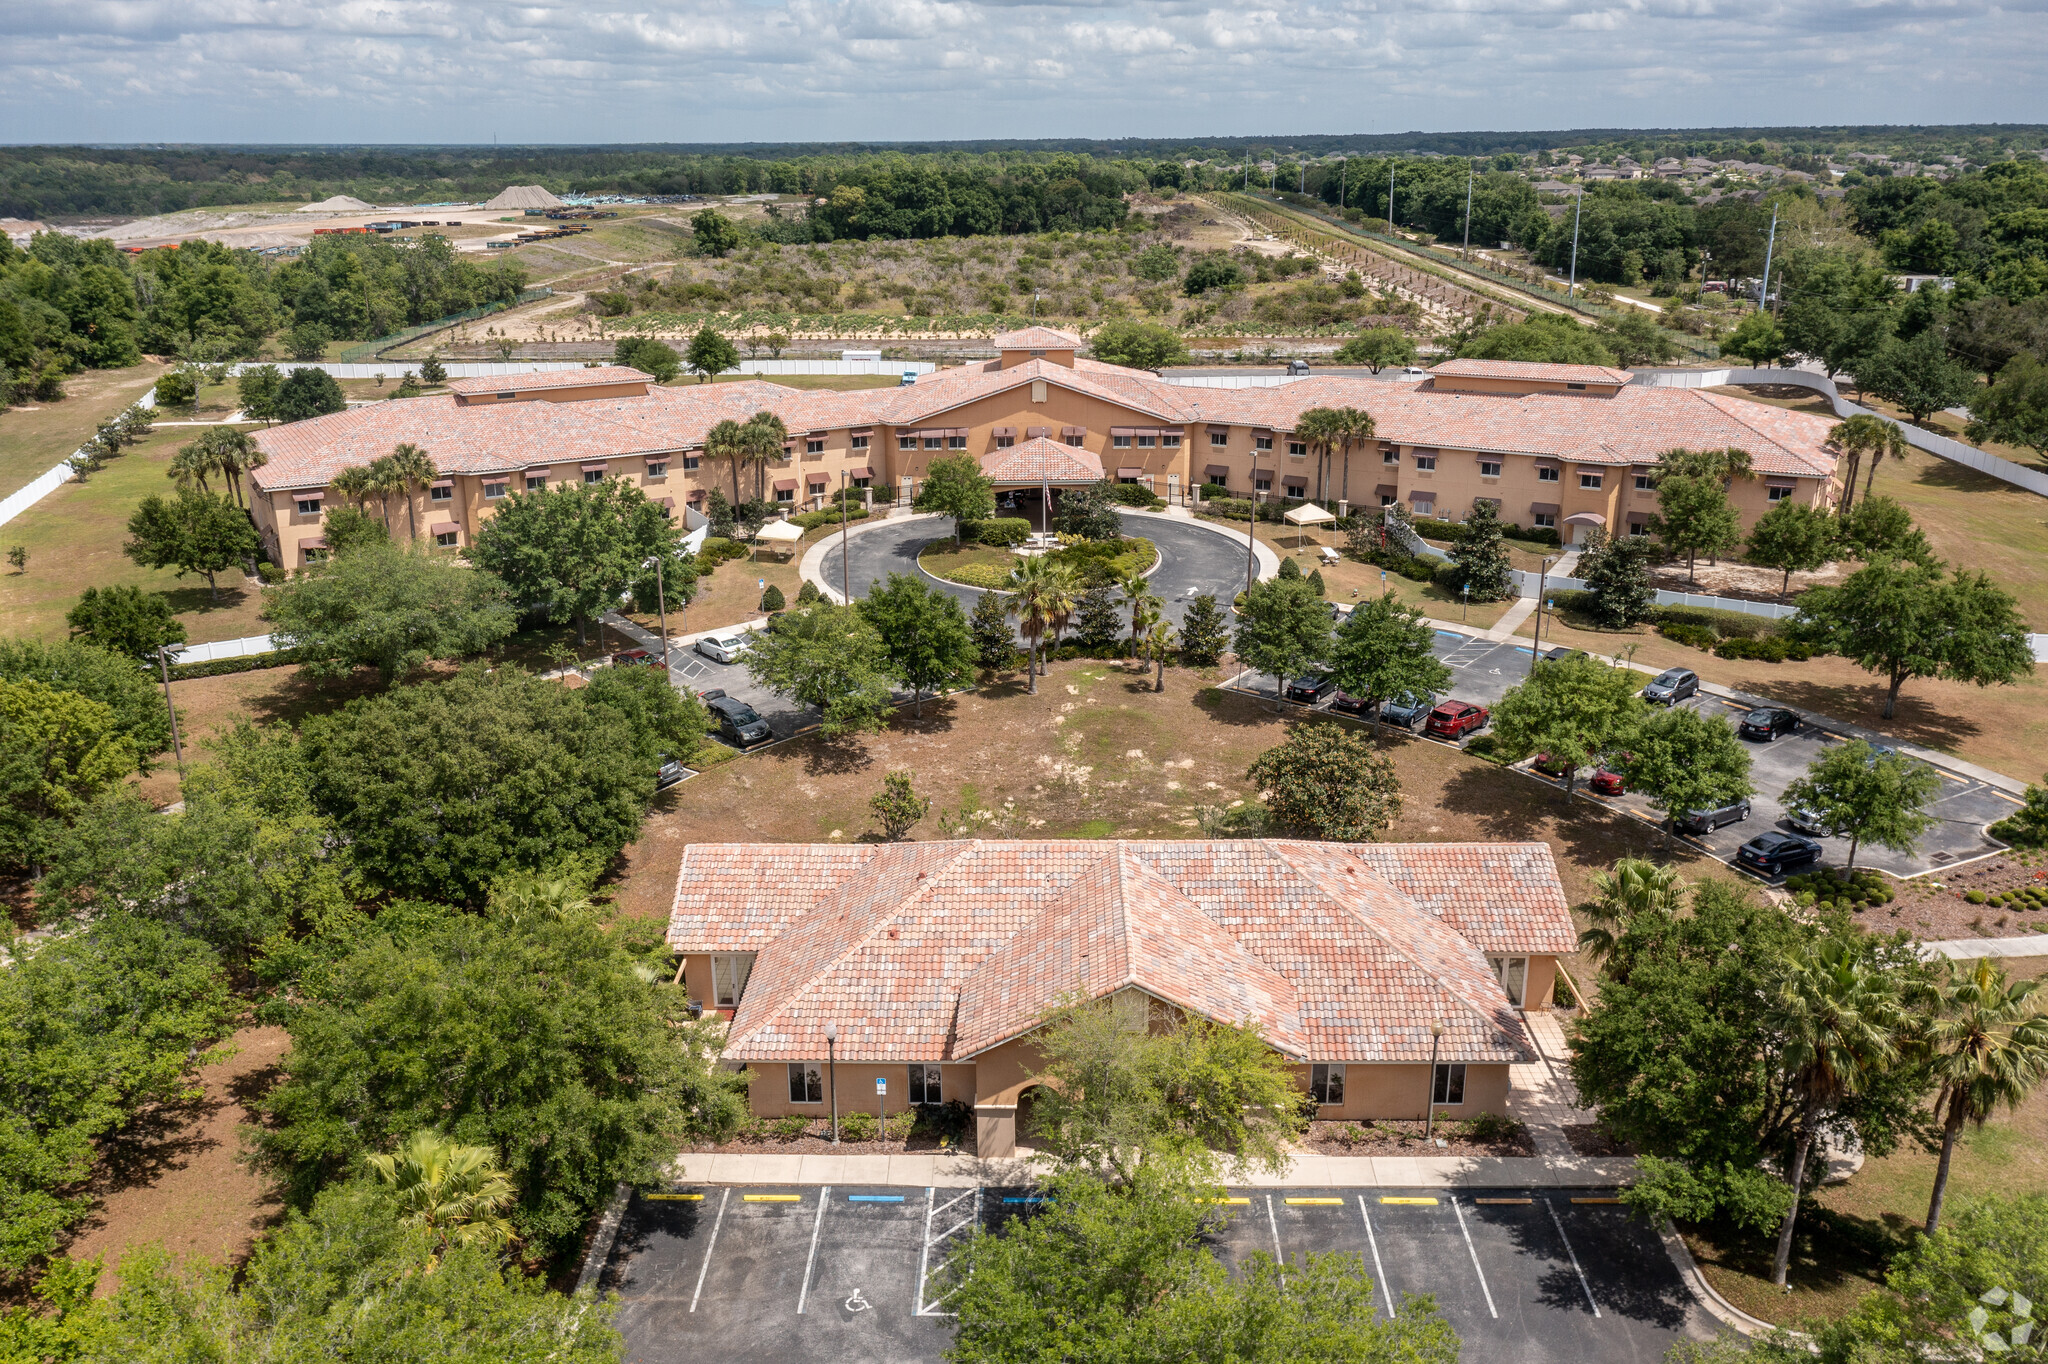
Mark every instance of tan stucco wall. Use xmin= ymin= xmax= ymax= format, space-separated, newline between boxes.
xmin=1293 ymin=1061 xmax=1513 ymax=1122
xmin=743 ymin=1060 xmax=976 ymax=1119
xmin=457 ymin=379 xmax=649 ymax=405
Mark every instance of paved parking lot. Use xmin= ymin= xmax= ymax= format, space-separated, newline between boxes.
xmin=599 ymin=1184 xmax=1716 ymax=1364
xmin=1232 ymin=627 xmax=2017 ymax=880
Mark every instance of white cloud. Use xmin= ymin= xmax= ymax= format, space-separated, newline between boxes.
xmin=1 ymin=0 xmax=2041 ymax=142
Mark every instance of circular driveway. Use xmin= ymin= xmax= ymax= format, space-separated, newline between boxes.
xmin=816 ymin=511 xmax=1256 ymax=625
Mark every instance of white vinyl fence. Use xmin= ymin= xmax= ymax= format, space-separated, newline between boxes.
xmin=1160 ymin=374 xmax=1309 ymax=390
xmin=0 ymin=389 xmax=158 ymax=531
xmin=227 ymin=359 xmax=936 ymax=381
xmin=170 ymin=634 xmax=281 ymax=665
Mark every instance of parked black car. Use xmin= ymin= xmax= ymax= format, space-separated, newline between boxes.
xmin=1379 ymin=690 xmax=1433 ymax=728
xmin=1739 ymin=707 xmax=1801 ymax=741
xmin=1737 ymin=831 xmax=1825 ymax=877
xmin=699 ymin=689 xmax=771 ymax=747
xmin=1641 ymin=667 xmax=1699 ymax=705
xmin=1285 ymin=671 xmax=1337 ymax=704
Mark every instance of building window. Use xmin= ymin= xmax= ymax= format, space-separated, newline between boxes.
xmin=483 ymin=481 xmax=508 ymax=500
xmin=1254 ymin=435 xmax=1274 ymax=451
xmin=1254 ymin=476 xmax=1272 ymax=492
xmin=908 ymin=1064 xmax=942 ymax=1105
xmin=899 ymin=435 xmax=916 ymax=451
xmin=1288 ymin=441 xmax=1307 ymax=457
xmin=809 ymin=482 xmax=827 ymax=497
xmin=1415 ymin=454 xmax=1437 ymax=471
xmin=646 ymin=461 xmax=668 ymax=477
xmin=1486 ymin=956 xmax=1528 ymax=1006
xmin=806 ymin=439 xmax=824 ymax=455
xmin=584 ymin=468 xmax=605 ymax=485
xmin=1137 ymin=434 xmax=1155 ymax=449
xmin=1065 ymin=433 xmax=1084 ymax=448
xmin=295 ymin=497 xmax=323 ymax=516
xmin=1205 ymin=475 xmax=1228 ymax=490
xmin=1768 ymin=484 xmax=1793 ymax=503
xmin=1161 ymin=433 xmax=1180 ymax=448
xmin=430 ymin=485 xmax=453 ymax=502
xmin=1412 ymin=499 xmax=1435 ymax=517
xmin=1537 ymin=466 xmax=1560 ymax=483
xmin=776 ymin=487 xmax=795 ymax=503
xmin=303 ymin=547 xmax=328 ymax=563
xmin=922 ymin=437 xmax=943 ymax=450
xmin=1310 ymin=1064 xmax=1345 ymax=1106
xmin=684 ymin=454 xmax=701 ymax=471
xmin=1383 ymin=448 xmax=1400 ymax=466
xmin=852 ymin=476 xmax=871 ymax=489
xmin=1532 ymin=512 xmax=1557 ymax=529
xmin=1634 ymin=474 xmax=1654 ymax=491
xmin=525 ymin=476 xmax=546 ymax=491
xmin=435 ymin=530 xmax=459 ymax=548
xmin=1566 ymin=382 xmax=1587 ymax=391
xmin=995 ymin=435 xmax=1015 ymax=449
xmin=851 ymin=435 xmax=870 ymax=451
xmin=1379 ymin=493 xmax=1397 ymax=507
xmin=1210 ymin=431 xmax=1229 ymax=448
xmin=788 ymin=1063 xmax=823 ymax=1104
xmin=1478 ymin=461 xmax=1501 ymax=478
xmin=1113 ymin=435 xmax=1131 ymax=449
xmin=1432 ymin=1063 xmax=1466 ymax=1106
xmin=712 ymin=954 xmax=754 ymax=1008
xmin=1579 ymin=472 xmax=1602 ymax=490
xmin=1629 ymin=521 xmax=1651 ymax=536
xmin=947 ymin=435 xmax=966 ymax=450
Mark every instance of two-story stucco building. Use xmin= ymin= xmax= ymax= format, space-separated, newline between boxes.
xmin=246 ymin=330 xmax=1841 ymax=568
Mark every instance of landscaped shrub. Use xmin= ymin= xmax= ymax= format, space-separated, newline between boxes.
xmin=796 ymin=580 xmax=820 ymax=606
xmin=1966 ymin=890 xmax=1988 ymax=905
xmin=760 ymin=584 xmax=785 ymax=611
xmin=1462 ymin=1112 xmax=1527 ymax=1144
xmin=1658 ymin=622 xmax=1718 ymax=650
xmin=696 ymin=537 xmax=750 ymax=570
xmin=770 ymin=1114 xmax=810 ymax=1140
xmin=884 ymin=1111 xmax=916 ymax=1142
xmin=974 ymin=517 xmax=1031 ymax=546
xmin=934 ymin=563 xmax=1014 ymax=590
xmin=1713 ymin=636 xmax=1812 ymax=663
xmin=839 ymin=1111 xmax=879 ymax=1143
xmin=1103 ymin=482 xmax=1161 ymax=508
xmin=1784 ymin=868 xmax=1893 ymax=911
xmin=789 ymin=506 xmax=871 ymax=532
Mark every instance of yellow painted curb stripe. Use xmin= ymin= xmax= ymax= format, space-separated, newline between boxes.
xmin=1380 ymin=1197 xmax=1438 ymax=1205
xmin=1475 ymin=1198 xmax=1531 ymax=1205
xmin=646 ymin=1193 xmax=704 ymax=1201
xmin=1207 ymin=1197 xmax=1252 ymax=1205
xmin=1284 ymin=1197 xmax=1346 ymax=1205
xmin=1571 ymin=1197 xmax=1623 ymax=1205
xmin=743 ymin=1194 xmax=802 ymax=1202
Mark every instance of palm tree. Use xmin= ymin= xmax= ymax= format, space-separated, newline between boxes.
xmin=742 ymin=410 xmax=789 ymax=504
xmin=329 ymin=463 xmax=375 ymax=512
xmin=1293 ymin=406 xmax=1345 ymax=504
xmin=1142 ymin=619 xmax=1176 ymax=692
xmin=368 ymin=1130 xmax=517 ymax=1253
xmin=192 ymin=428 xmax=261 ymax=508
xmin=366 ymin=455 xmax=402 ymax=534
xmin=386 ymin=442 xmax=437 ymax=541
xmin=1825 ymin=416 xmax=1909 ymax=518
xmin=705 ymin=418 xmax=747 ymax=507
xmin=1325 ymin=406 xmax=1375 ymax=506
xmin=1117 ymin=567 xmax=1161 ymax=658
xmin=167 ymin=440 xmax=219 ymax=495
xmin=1923 ymin=959 xmax=2048 ymax=1235
xmin=1576 ymin=858 xmax=1687 ymax=964
xmin=1005 ymin=556 xmax=1063 ymax=694
xmin=1042 ymin=561 xmax=1081 ymax=658
xmin=1763 ymin=937 xmax=1910 ymax=1287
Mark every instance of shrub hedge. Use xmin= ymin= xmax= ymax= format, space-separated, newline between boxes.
xmin=788 ymin=506 xmax=871 ymax=532
xmin=1785 ymin=868 xmax=1894 ymax=912
xmin=967 ymin=517 xmax=1032 ymax=546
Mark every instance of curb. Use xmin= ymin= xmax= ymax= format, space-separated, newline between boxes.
xmin=574 ymin=1182 xmax=633 ymax=1295
xmin=802 ymin=510 xmax=942 ymax=605
xmin=1656 ymin=1217 xmax=1809 ymax=1343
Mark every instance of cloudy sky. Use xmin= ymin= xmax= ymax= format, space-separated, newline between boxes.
xmin=4 ymin=0 xmax=2045 ymax=144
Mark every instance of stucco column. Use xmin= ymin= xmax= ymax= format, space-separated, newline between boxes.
xmin=975 ymin=1104 xmax=1017 ymax=1158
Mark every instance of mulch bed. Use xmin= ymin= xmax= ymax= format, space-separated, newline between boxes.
xmin=1299 ymin=1117 xmax=1536 ymax=1158
xmin=1875 ymin=852 xmax=2048 ymax=941
xmin=684 ymin=1121 xmax=971 ymax=1157
xmin=1563 ymin=1124 xmax=1634 ymax=1157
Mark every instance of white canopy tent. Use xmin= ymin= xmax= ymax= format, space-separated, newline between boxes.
xmin=752 ymin=518 xmax=805 ymax=559
xmin=1282 ymin=501 xmax=1335 ymax=549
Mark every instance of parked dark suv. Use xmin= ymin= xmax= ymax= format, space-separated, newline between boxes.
xmin=1737 ymin=831 xmax=1825 ymax=877
xmin=699 ymin=689 xmax=771 ymax=747
xmin=1641 ymin=667 xmax=1699 ymax=705
xmin=1285 ymin=671 xmax=1337 ymax=705
xmin=1739 ymin=707 xmax=1801 ymax=742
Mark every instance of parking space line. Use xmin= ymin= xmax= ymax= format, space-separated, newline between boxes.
xmin=1356 ymin=1197 xmax=1393 ymax=1318
xmin=1266 ymin=1195 xmax=1286 ymax=1286
xmin=1546 ymin=1198 xmax=1602 ymax=1319
xmin=796 ymin=1185 xmax=830 ymax=1315
xmin=688 ymin=1188 xmax=729 ymax=1314
xmin=1451 ymin=1198 xmax=1498 ymax=1319
xmin=916 ymin=1185 xmax=981 ymax=1317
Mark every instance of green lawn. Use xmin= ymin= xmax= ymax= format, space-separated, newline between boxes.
xmin=0 ymin=424 xmax=270 ymax=646
xmin=916 ymin=540 xmax=1019 ymax=585
xmin=0 ymin=361 xmax=168 ymax=500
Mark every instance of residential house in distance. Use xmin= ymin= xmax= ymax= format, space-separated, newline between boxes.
xmin=666 ymin=839 xmax=1579 ymax=1155
xmin=245 ymin=331 xmax=1843 ymax=564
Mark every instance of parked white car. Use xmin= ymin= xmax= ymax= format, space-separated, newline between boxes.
xmin=695 ymin=633 xmax=750 ymax=664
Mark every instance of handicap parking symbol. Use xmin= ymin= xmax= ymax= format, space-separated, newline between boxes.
xmin=844 ymin=1289 xmax=871 ymax=1314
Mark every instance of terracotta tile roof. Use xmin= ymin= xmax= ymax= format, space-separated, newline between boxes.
xmin=668 ymin=839 xmax=1568 ymax=1066
xmin=1430 ymin=358 xmax=1633 ymax=385
xmin=979 ymin=436 xmax=1104 ymax=484
xmin=991 ymin=326 xmax=1084 ymax=350
xmin=880 ymin=358 xmax=1199 ymax=426
xmin=444 ymin=365 xmax=651 ymax=394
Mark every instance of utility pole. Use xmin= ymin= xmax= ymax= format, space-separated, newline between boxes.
xmin=1388 ymin=160 xmax=1396 ymax=229
xmin=1245 ymin=443 xmax=1262 ymax=596
xmin=643 ymin=553 xmax=670 ymax=667
xmin=1462 ymin=159 xmax=1474 ymax=256
xmin=1758 ymin=203 xmax=1779 ymax=315
xmin=1566 ymin=191 xmax=1584 ymax=299
xmin=838 ymin=468 xmax=851 ymax=602
xmin=1339 ymin=158 xmax=1346 ymax=211
xmin=155 ymin=645 xmax=184 ymax=778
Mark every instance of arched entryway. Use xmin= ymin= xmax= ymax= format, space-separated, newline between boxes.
xmin=1015 ymin=1084 xmax=1046 ymax=1151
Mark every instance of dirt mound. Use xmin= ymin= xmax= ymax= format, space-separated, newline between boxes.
xmin=297 ymin=194 xmax=375 ymax=213
xmin=484 ymin=185 xmax=565 ymax=210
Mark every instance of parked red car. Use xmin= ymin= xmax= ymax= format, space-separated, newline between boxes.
xmin=1589 ymin=766 xmax=1626 ymax=796
xmin=1425 ymin=701 xmax=1490 ymax=740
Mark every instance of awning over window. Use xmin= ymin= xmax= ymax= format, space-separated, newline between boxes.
xmin=659 ymin=497 xmax=676 ymax=510
xmin=848 ymin=427 xmax=873 ymax=437
xmin=301 ymin=537 xmax=328 ymax=551
xmin=525 ymin=463 xmax=551 ymax=472
xmin=1626 ymin=511 xmax=1651 ymax=525
xmin=1026 ymin=426 xmax=1051 ymax=438
xmin=1410 ymin=446 xmax=1440 ymax=458
xmin=1205 ymin=464 xmax=1231 ymax=478
xmin=1061 ymin=426 xmax=1087 ymax=437
xmin=1207 ymin=424 xmax=1232 ymax=434
xmin=1407 ymin=490 xmax=1435 ymax=504
xmin=1766 ymin=478 xmax=1798 ymax=489
xmin=847 ymin=466 xmax=872 ymax=479
xmin=1533 ymin=459 xmax=1561 ymax=469
xmin=581 ymin=462 xmax=608 ymax=472
xmin=295 ymin=492 xmax=323 ymax=503
xmin=1118 ymin=467 xmax=1143 ymax=478
xmin=1564 ymin=511 xmax=1607 ymax=525
xmin=1284 ymin=477 xmax=1309 ymax=490
xmin=773 ymin=478 xmax=799 ymax=491
xmin=428 ymin=479 xmax=453 ymax=489
xmin=1529 ymin=501 xmax=1561 ymax=515
xmin=686 ymin=489 xmax=705 ymax=503
xmin=808 ymin=477 xmax=829 ymax=489
xmin=1472 ymin=496 xmax=1502 ymax=509
xmin=427 ymin=521 xmax=457 ymax=535
xmin=991 ymin=427 xmax=1016 ymax=438
xmin=1376 ymin=483 xmax=1399 ymax=498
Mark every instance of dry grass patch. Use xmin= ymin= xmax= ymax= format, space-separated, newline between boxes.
xmin=0 ymin=360 xmax=167 ymax=498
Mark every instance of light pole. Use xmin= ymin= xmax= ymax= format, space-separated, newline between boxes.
xmin=1425 ymin=1021 xmax=1445 ymax=1139
xmin=1462 ymin=159 xmax=1474 ymax=257
xmin=825 ymin=1024 xmax=840 ymax=1145
xmin=155 ymin=644 xmax=185 ymax=779
xmin=1758 ymin=204 xmax=1780 ymax=318
xmin=1244 ymin=442 xmax=1262 ymax=596
xmin=1532 ymin=554 xmax=1557 ymax=671
xmin=641 ymin=554 xmax=670 ymax=668
xmin=838 ymin=467 xmax=851 ymax=603
xmin=1566 ymin=191 xmax=1583 ymax=300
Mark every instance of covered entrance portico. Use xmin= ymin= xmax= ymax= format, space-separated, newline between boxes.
xmin=981 ymin=438 xmax=1107 ymax=533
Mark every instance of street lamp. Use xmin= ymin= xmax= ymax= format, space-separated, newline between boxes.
xmin=838 ymin=468 xmax=851 ymax=603
xmin=1425 ymin=1020 xmax=1445 ymax=1139
xmin=155 ymin=644 xmax=185 ymax=779
xmin=1244 ymin=441 xmax=1262 ymax=596
xmin=825 ymin=1023 xmax=840 ymax=1145
xmin=1531 ymin=554 xmax=1557 ymax=671
xmin=641 ymin=554 xmax=670 ymax=668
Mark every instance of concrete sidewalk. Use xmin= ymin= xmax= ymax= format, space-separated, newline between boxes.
xmin=666 ymin=1148 xmax=1636 ymax=1190
xmin=1921 ymin=932 xmax=2048 ymax=961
